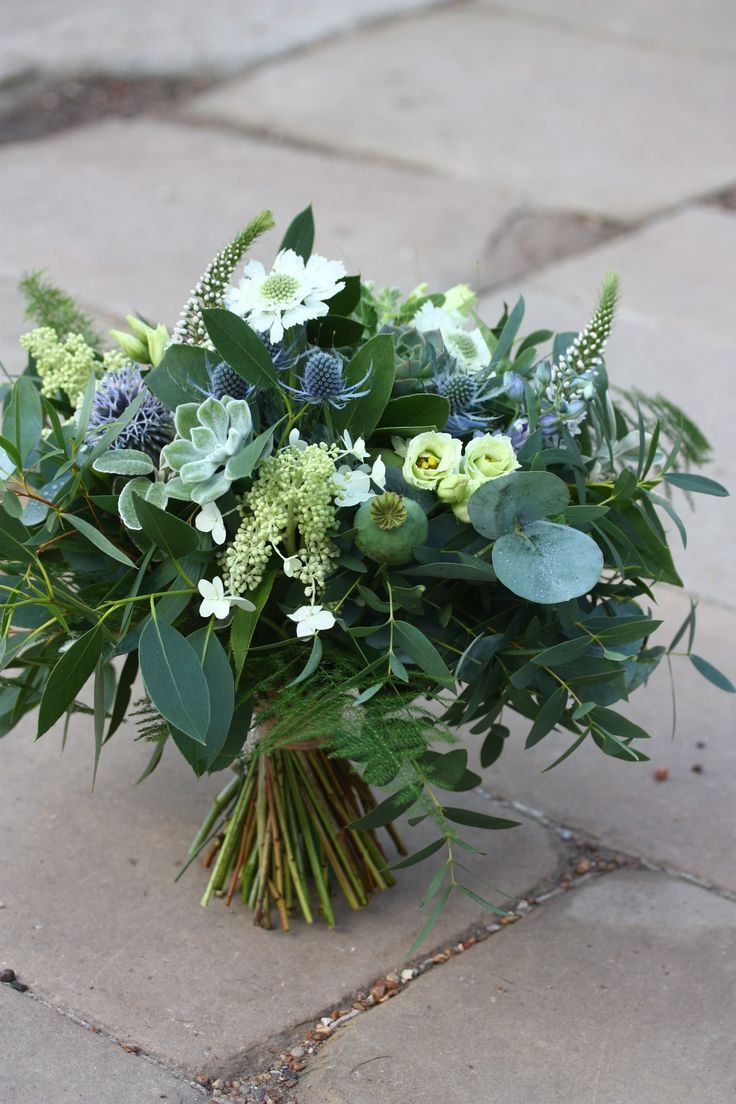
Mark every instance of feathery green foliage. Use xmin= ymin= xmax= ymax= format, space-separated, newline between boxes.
xmin=19 ymin=270 xmax=100 ymax=350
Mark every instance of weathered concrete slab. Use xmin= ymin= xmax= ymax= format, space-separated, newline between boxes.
xmin=0 ymin=986 xmax=205 ymax=1104
xmin=470 ymin=588 xmax=736 ymax=891
xmin=0 ymin=118 xmax=516 ymax=327
xmin=0 ymin=0 xmax=440 ymax=83
xmin=479 ymin=207 xmax=736 ymax=611
xmin=0 ymin=711 xmax=561 ymax=1077
xmin=299 ymin=870 xmax=736 ymax=1104
xmin=473 ymin=0 xmax=736 ymax=60
xmin=186 ymin=10 xmax=736 ymax=219
xmin=0 ymin=276 xmax=26 ymax=373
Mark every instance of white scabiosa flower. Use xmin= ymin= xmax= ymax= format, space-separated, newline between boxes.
xmin=413 ymin=300 xmax=490 ymax=373
xmin=288 ymin=604 xmax=336 ymax=639
xmin=198 ymin=576 xmax=255 ymax=620
xmin=195 ymin=500 xmax=227 ymax=545
xmin=225 ymin=249 xmax=346 ymax=343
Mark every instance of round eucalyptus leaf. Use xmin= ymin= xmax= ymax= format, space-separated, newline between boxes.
xmin=468 ymin=471 xmax=570 ymax=539
xmin=492 ymin=520 xmax=603 ymax=604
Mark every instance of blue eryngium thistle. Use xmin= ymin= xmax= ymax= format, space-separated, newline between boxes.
xmin=286 ymin=349 xmax=371 ymax=409
xmin=209 ymin=360 xmax=252 ymax=402
xmin=87 ymin=365 xmax=172 ymax=457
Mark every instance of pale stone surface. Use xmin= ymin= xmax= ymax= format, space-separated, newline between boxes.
xmin=0 ymin=711 xmax=561 ymax=1076
xmin=0 ymin=118 xmax=515 ymax=328
xmin=0 ymin=0 xmax=439 ymax=82
xmin=470 ymin=589 xmax=736 ymax=890
xmin=186 ymin=10 xmax=736 ymax=219
xmin=299 ymin=870 xmax=736 ymax=1104
xmin=0 ymin=986 xmax=205 ymax=1103
xmin=473 ymin=0 xmax=736 ymax=60
xmin=479 ymin=207 xmax=736 ymax=611
xmin=0 ymin=277 xmax=26 ymax=373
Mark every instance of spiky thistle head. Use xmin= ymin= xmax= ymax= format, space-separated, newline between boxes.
xmin=87 ymin=365 xmax=173 ymax=458
xmin=557 ymin=272 xmax=619 ymax=377
xmin=172 ymin=210 xmax=275 ymax=346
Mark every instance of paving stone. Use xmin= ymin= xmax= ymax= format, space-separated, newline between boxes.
xmin=0 ymin=276 xmax=26 ymax=372
xmin=186 ymin=10 xmax=736 ymax=219
xmin=473 ymin=0 xmax=736 ymax=60
xmin=0 ymin=711 xmax=561 ymax=1076
xmin=479 ymin=208 xmax=736 ymax=611
xmin=0 ymin=0 xmax=439 ymax=83
xmin=0 ymin=986 xmax=205 ymax=1104
xmin=298 ymin=869 xmax=736 ymax=1104
xmin=0 ymin=118 xmax=516 ymax=327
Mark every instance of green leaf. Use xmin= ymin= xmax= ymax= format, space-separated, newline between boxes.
xmin=424 ymin=748 xmax=469 ymax=789
xmin=202 ymin=308 xmax=281 ymax=390
xmin=488 ymin=296 xmax=525 ymax=369
xmin=145 ymin=344 xmax=210 ymax=409
xmin=350 ymin=784 xmax=421 ymax=830
xmin=588 ymin=706 xmax=650 ymax=742
xmin=3 ymin=376 xmax=43 ymax=464
xmin=480 ymin=724 xmax=509 ymax=768
xmin=107 ymin=651 xmax=138 ymax=741
xmin=586 ymin=617 xmax=662 ymax=645
xmin=230 ymin=571 xmax=274 ymax=682
xmin=133 ymin=495 xmax=199 ymax=558
xmin=287 ymin=634 xmax=323 ymax=687
xmin=564 ymin=504 xmax=610 ymax=523
xmin=224 ymin=426 xmax=274 ymax=481
xmin=37 ymin=625 xmax=104 ymax=737
xmin=377 ymin=393 xmax=450 ymax=434
xmin=92 ymin=660 xmax=106 ymax=787
xmin=664 ymin=472 xmax=728 ymax=497
xmin=443 ymin=807 xmax=521 ymax=830
xmin=0 ymin=511 xmax=34 ymax=565
xmin=493 ymin=521 xmax=603 ymax=604
xmin=139 ymin=619 xmax=211 ymax=743
xmin=689 ymin=654 xmax=736 ymax=693
xmin=279 ymin=205 xmax=314 ymax=260
xmin=530 ymin=636 xmax=590 ymax=667
xmin=460 ymin=885 xmax=509 ymax=918
xmin=525 ymin=686 xmax=567 ymax=748
xmin=62 ymin=513 xmax=137 ymax=569
xmin=468 ymin=471 xmax=570 ymax=540
xmin=170 ymin=628 xmax=235 ymax=770
xmin=307 ymin=314 xmax=365 ymax=348
xmin=393 ymin=620 xmax=454 ymax=685
xmin=408 ymin=885 xmax=451 ymax=955
xmin=386 ymin=837 xmax=446 ymax=871
xmin=332 ymin=334 xmax=395 ymax=438
xmin=328 ymin=275 xmax=361 ymax=317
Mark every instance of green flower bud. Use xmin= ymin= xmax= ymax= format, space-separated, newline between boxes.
xmin=443 ymin=283 xmax=476 ymax=317
xmin=109 ymin=328 xmax=148 ymax=362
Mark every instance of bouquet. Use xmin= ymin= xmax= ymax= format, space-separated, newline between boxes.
xmin=2 ymin=207 xmax=731 ymax=946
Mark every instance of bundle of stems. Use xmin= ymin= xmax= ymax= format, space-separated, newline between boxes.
xmin=189 ymin=746 xmax=406 ymax=930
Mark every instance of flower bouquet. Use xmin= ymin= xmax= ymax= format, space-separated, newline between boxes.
xmin=2 ymin=207 xmax=731 ymax=944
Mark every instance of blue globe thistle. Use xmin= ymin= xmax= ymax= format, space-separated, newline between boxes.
xmin=432 ymin=367 xmax=498 ymax=436
xmin=87 ymin=365 xmax=172 ymax=458
xmin=209 ymin=360 xmax=252 ymax=402
xmin=286 ymin=349 xmax=371 ymax=410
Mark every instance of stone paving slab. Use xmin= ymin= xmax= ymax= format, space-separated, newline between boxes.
xmin=185 ymin=9 xmax=736 ymax=219
xmin=0 ymin=118 xmax=516 ymax=334
xmin=0 ymin=986 xmax=205 ymax=1104
xmin=473 ymin=0 xmax=736 ymax=60
xmin=0 ymin=0 xmax=439 ymax=84
xmin=469 ymin=589 xmax=736 ymax=891
xmin=298 ymin=869 xmax=736 ymax=1104
xmin=0 ymin=711 xmax=561 ymax=1077
xmin=479 ymin=207 xmax=736 ymax=611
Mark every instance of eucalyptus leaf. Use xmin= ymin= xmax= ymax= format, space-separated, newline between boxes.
xmin=139 ymin=619 xmax=211 ymax=743
xmin=493 ymin=521 xmax=603 ymax=604
xmin=37 ymin=625 xmax=104 ymax=737
xmin=468 ymin=471 xmax=570 ymax=540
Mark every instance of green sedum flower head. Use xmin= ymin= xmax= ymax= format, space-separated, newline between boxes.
xmin=161 ymin=395 xmax=253 ymax=505
xmin=19 ymin=327 xmax=124 ymax=404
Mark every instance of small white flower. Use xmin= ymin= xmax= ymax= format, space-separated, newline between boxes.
xmin=413 ymin=301 xmax=464 ymax=334
xmin=289 ymin=427 xmax=308 ymax=451
xmin=391 ymin=436 xmax=409 ymax=458
xmin=334 ymin=464 xmax=373 ymax=508
xmin=283 ymin=554 xmax=302 ymax=578
xmin=340 ymin=430 xmax=369 ymax=462
xmin=225 ymin=249 xmax=346 ymax=343
xmin=371 ymin=455 xmax=386 ymax=490
xmin=198 ymin=576 xmax=255 ymax=620
xmin=288 ymin=604 xmax=336 ymax=639
xmin=195 ymin=500 xmax=227 ymax=545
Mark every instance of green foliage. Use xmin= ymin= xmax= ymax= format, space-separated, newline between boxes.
xmin=19 ymin=271 xmax=100 ymax=350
